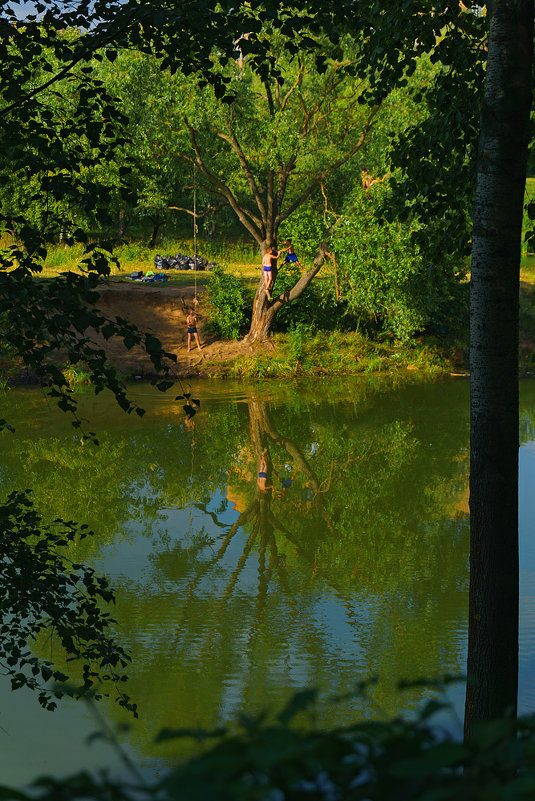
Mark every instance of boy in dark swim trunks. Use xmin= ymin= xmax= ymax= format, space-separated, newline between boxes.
xmin=262 ymin=245 xmax=290 ymax=299
xmin=186 ymin=308 xmax=202 ymax=352
xmin=257 ymin=451 xmax=272 ymax=492
xmin=283 ymin=240 xmax=303 ymax=272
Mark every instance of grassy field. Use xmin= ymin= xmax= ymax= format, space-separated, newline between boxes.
xmin=39 ymin=237 xmax=263 ymax=284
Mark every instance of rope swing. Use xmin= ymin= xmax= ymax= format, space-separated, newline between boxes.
xmin=193 ymin=162 xmax=198 ymax=306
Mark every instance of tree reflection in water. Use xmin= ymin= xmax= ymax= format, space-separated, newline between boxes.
xmin=0 ymin=379 xmax=476 ymax=761
xmin=133 ymin=385 xmax=473 ymax=756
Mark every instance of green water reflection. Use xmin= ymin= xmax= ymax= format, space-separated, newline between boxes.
xmin=15 ymin=375 xmax=535 ymax=780
xmin=0 ymin=376 xmax=476 ymax=775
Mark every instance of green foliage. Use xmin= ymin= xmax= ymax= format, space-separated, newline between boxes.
xmin=231 ymin=330 xmax=452 ymax=378
xmin=287 ymin=322 xmax=313 ymax=365
xmin=62 ymin=365 xmax=93 ymax=390
xmin=272 ymin=263 xmax=338 ymax=332
xmin=0 ymin=14 xmax=179 ymax=428
xmin=376 ymin=13 xmax=486 ymax=266
xmin=332 ymin=185 xmax=468 ymax=340
xmin=206 ymin=265 xmax=247 ymax=340
xmin=278 ymin=202 xmax=329 ymax=259
xmin=0 ymin=253 xmax=177 ymax=435
xmin=0 ymin=490 xmax=136 ymax=714
xmin=4 ymin=691 xmax=535 ymax=800
xmin=0 ymin=6 xmax=188 ymax=723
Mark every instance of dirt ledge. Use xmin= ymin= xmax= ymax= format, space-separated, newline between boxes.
xmin=90 ymin=282 xmax=263 ymax=378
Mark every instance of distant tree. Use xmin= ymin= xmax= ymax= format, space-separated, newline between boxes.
xmin=95 ymin=50 xmax=195 ymax=246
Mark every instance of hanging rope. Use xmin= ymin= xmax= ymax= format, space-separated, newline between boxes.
xmin=193 ymin=162 xmax=198 ymax=305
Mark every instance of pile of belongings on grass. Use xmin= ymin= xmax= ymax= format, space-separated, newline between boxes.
xmin=129 ymin=270 xmax=168 ymax=282
xmin=153 ymin=253 xmax=217 ymax=271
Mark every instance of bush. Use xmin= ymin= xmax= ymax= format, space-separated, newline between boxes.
xmin=206 ymin=264 xmax=247 ymax=340
xmin=272 ymin=263 xmax=341 ymax=333
xmin=332 ymin=185 xmax=468 ymax=341
xmin=6 ymin=688 xmax=535 ymax=801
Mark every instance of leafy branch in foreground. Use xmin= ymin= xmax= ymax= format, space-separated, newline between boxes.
xmin=0 ymin=490 xmax=136 ymax=716
xmin=0 ymin=246 xmax=180 ymax=438
xmin=3 ymin=686 xmax=535 ymax=800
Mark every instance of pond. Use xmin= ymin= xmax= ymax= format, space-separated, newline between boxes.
xmin=1 ymin=375 xmax=535 ymax=787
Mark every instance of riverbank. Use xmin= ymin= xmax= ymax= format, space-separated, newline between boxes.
xmin=2 ymin=280 xmax=469 ymax=384
xmin=7 ymin=237 xmax=532 ymax=382
xmin=7 ymin=277 xmax=535 ymax=383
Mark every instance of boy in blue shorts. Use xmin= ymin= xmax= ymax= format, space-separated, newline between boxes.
xmin=283 ymin=240 xmax=303 ymax=272
xmin=262 ymin=245 xmax=289 ymax=299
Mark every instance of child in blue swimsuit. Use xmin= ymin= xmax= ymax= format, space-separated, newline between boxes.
xmin=262 ymin=245 xmax=290 ymax=299
xmin=283 ymin=240 xmax=303 ymax=272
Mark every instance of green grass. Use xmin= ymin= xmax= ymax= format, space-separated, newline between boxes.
xmin=37 ymin=236 xmax=328 ymax=285
xmin=37 ymin=237 xmax=262 ymax=280
xmin=223 ymin=330 xmax=459 ymax=379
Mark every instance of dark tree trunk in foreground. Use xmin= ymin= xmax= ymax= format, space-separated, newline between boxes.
xmin=465 ymin=0 xmax=533 ymax=737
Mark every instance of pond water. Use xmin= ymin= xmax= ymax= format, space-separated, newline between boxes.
xmin=1 ymin=375 xmax=535 ymax=786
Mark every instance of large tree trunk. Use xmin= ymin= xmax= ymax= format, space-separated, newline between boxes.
xmin=245 ymin=242 xmax=330 ymax=342
xmin=465 ymin=0 xmax=533 ymax=737
xmin=246 ymin=284 xmax=280 ymax=342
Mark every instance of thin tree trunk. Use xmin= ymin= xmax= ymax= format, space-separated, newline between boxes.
xmin=465 ymin=0 xmax=533 ymax=737
xmin=117 ymin=208 xmax=127 ymax=241
xmin=148 ymin=214 xmax=161 ymax=249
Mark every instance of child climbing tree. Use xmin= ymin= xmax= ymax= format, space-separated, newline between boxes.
xmin=102 ymin=30 xmax=390 ymax=340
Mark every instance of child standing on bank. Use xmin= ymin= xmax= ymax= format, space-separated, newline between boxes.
xmin=186 ymin=308 xmax=202 ymax=352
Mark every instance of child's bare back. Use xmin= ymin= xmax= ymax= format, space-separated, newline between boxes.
xmin=186 ymin=309 xmax=202 ymax=352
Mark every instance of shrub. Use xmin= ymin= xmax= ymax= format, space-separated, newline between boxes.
xmin=6 ymin=688 xmax=535 ymax=801
xmin=332 ymin=184 xmax=468 ymax=341
xmin=206 ymin=264 xmax=247 ymax=340
xmin=272 ymin=263 xmax=340 ymax=332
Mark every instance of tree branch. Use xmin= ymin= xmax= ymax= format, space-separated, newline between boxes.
xmin=269 ymin=240 xmax=331 ymax=310
xmin=184 ymin=117 xmax=263 ymax=244
xmin=277 ymin=103 xmax=382 ymax=225
xmin=168 ymin=200 xmax=227 ymax=217
xmin=280 ymin=62 xmax=305 ymax=112
xmin=1 ymin=6 xmax=145 ymax=118
xmin=217 ymin=129 xmax=267 ymax=227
